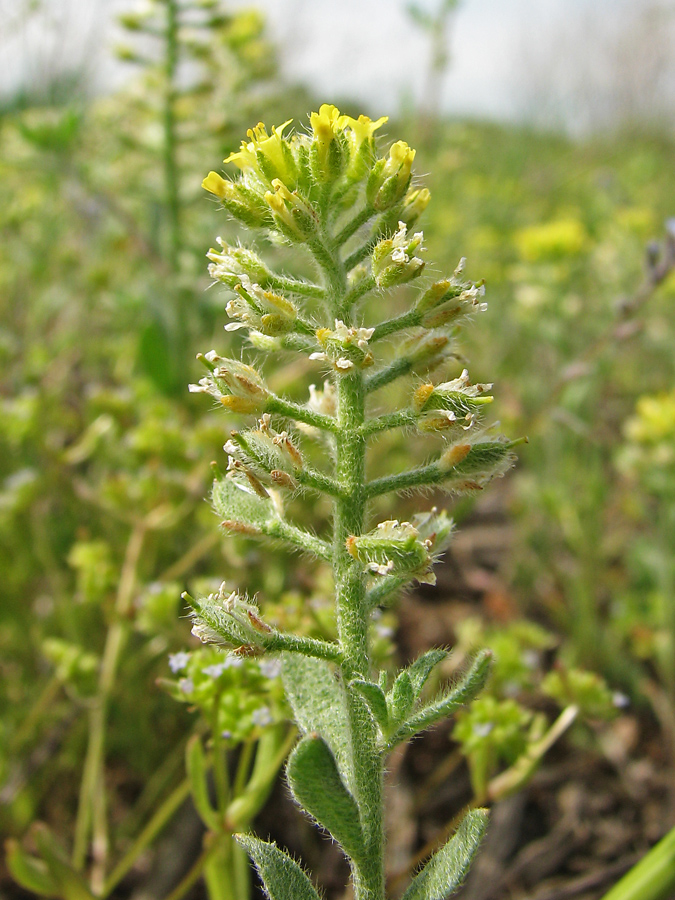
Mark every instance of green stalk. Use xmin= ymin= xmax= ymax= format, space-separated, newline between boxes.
xmin=600 ymin=826 xmax=675 ymax=900
xmin=163 ymin=0 xmax=181 ymax=269
xmin=103 ymin=777 xmax=191 ymax=897
xmin=73 ymin=522 xmax=146 ymax=884
xmin=334 ymin=367 xmax=385 ymax=900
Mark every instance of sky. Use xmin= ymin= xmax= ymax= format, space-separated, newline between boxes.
xmin=2 ymin=0 xmax=674 ymax=132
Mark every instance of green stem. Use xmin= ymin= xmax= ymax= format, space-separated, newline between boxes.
xmin=263 ymin=630 xmax=343 ymax=663
xmin=163 ymin=0 xmax=181 ymax=268
xmin=336 ymin=206 xmax=375 ymax=246
xmin=600 ymin=825 xmax=675 ymax=900
xmin=266 ymin=394 xmax=338 ymax=433
xmin=161 ymin=835 xmax=224 ymax=900
xmin=370 ymin=309 xmax=421 ymax=343
xmin=366 ymin=573 xmax=412 ymax=611
xmin=360 ymin=411 xmax=417 ymax=437
xmin=211 ymin=692 xmax=231 ymax=814
xmin=73 ymin=523 xmax=147 ymax=880
xmin=333 ymin=369 xmax=385 ymax=900
xmin=340 ymin=276 xmax=377 ymax=317
xmin=103 ymin=778 xmax=191 ymax=897
xmin=233 ymin=741 xmax=255 ymax=797
xmin=262 ymin=519 xmax=332 ymax=561
xmin=365 ymin=462 xmax=443 ymax=499
xmin=270 ymin=276 xmax=326 ymax=300
xmin=365 ymin=358 xmax=415 ymax=393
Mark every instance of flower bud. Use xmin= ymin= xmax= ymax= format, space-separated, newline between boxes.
xmin=225 ymin=119 xmax=297 ymax=187
xmin=309 ymin=104 xmax=348 ymax=183
xmin=367 ymin=141 xmax=416 ymax=211
xmin=311 ymin=320 xmax=375 ymax=372
xmin=190 ymin=352 xmax=269 ymax=414
xmin=439 ymin=438 xmax=521 ymax=486
xmin=230 ymin=416 xmax=304 ymax=481
xmin=346 ymin=519 xmax=437 ymax=584
xmin=416 ymin=259 xmax=487 ymax=327
xmin=341 ymin=112 xmax=388 ymax=179
xmin=187 ymin=583 xmax=270 ymax=650
xmin=413 ymin=370 xmax=494 ymax=426
xmin=372 ymin=221 xmax=425 ymax=288
xmin=248 ymin=331 xmax=283 ymax=352
xmin=202 ymin=174 xmax=269 ymax=228
xmin=264 ymin=179 xmax=319 ymax=241
xmin=207 ymin=237 xmax=273 ymax=287
xmin=224 ymin=275 xmax=297 ymax=335
xmin=400 ymin=187 xmax=431 ymax=228
xmin=401 ymin=331 xmax=453 ymax=374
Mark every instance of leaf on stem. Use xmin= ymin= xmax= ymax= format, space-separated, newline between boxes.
xmin=287 ymin=734 xmax=366 ymax=864
xmin=282 ymin=655 xmax=354 ymax=791
xmin=235 ymin=834 xmax=322 ymax=900
xmin=387 ymin=650 xmax=492 ymax=750
xmin=8 ymin=825 xmax=97 ymax=900
xmin=401 ymin=809 xmax=489 ymax=900
xmin=350 ymin=680 xmax=389 ymax=734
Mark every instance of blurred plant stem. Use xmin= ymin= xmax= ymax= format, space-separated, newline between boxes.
xmin=73 ymin=504 xmax=183 ymax=890
xmin=73 ymin=519 xmax=147 ymax=886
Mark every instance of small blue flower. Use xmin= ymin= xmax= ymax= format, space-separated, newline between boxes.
xmin=168 ymin=651 xmax=191 ymax=673
xmin=259 ymin=658 xmax=282 ymax=679
xmin=251 ymin=706 xmax=272 ymax=727
xmin=179 ymin=677 xmax=194 ymax=695
xmin=202 ymin=662 xmax=227 ymax=678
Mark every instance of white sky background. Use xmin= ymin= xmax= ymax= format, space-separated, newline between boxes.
xmin=2 ymin=0 xmax=675 ymax=133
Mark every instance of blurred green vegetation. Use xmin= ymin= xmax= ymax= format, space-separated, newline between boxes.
xmin=2 ymin=2 xmax=675 ymax=897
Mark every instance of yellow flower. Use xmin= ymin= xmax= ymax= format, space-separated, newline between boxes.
xmin=225 ymin=119 xmax=295 ymax=184
xmin=309 ymin=104 xmax=344 ymax=148
xmin=202 ymin=171 xmax=229 ymax=199
xmin=342 ymin=113 xmax=388 ymax=149
xmin=384 ymin=141 xmax=416 ymax=179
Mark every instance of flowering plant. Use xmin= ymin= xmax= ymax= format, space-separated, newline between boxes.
xmin=189 ymin=104 xmax=522 ymax=900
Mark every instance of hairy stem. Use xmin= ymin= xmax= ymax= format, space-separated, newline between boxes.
xmin=334 ymin=368 xmax=385 ymax=900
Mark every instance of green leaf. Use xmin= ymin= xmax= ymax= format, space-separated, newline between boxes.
xmin=31 ymin=825 xmax=97 ymax=900
xmin=286 ymin=734 xmax=365 ymax=864
xmin=388 ymin=650 xmax=492 ymax=749
xmin=406 ymin=649 xmax=447 ymax=697
xmin=350 ymin=680 xmax=389 ymax=734
xmin=138 ymin=318 xmax=178 ymax=395
xmin=389 ymin=670 xmax=415 ymax=723
xmin=235 ymin=834 xmax=322 ymax=900
xmin=401 ymin=809 xmax=488 ymax=900
xmin=186 ymin=736 xmax=219 ymax=831
xmin=5 ymin=840 xmax=59 ymax=897
xmin=282 ymin=655 xmax=353 ymax=791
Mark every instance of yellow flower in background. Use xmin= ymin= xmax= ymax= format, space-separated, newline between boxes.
xmin=515 ymin=218 xmax=586 ymax=262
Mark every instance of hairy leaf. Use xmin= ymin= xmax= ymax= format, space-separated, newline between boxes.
xmin=282 ymin=654 xmax=354 ymax=790
xmin=401 ymin=809 xmax=488 ymax=900
xmin=406 ymin=648 xmax=447 ymax=696
xmin=388 ymin=650 xmax=492 ymax=749
xmin=389 ymin=670 xmax=415 ymax=723
xmin=350 ymin=680 xmax=389 ymax=734
xmin=235 ymin=834 xmax=322 ymax=900
xmin=287 ymin=734 xmax=365 ymax=864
